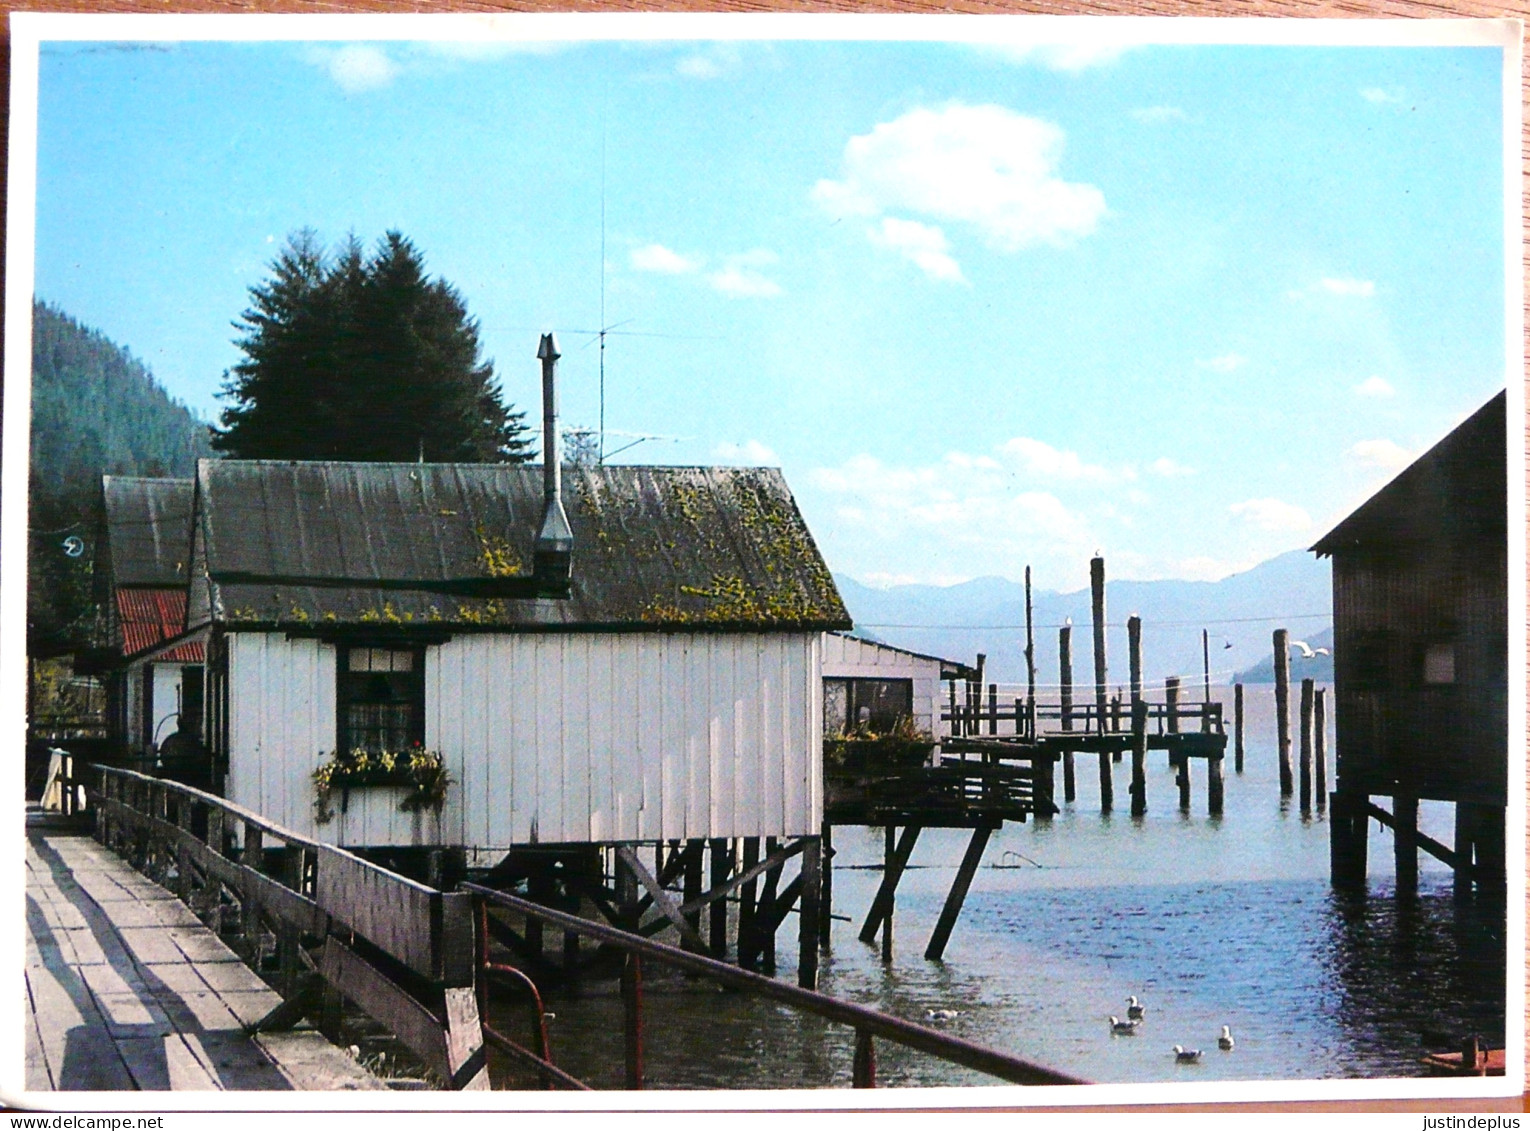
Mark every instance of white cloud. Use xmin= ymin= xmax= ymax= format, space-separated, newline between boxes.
xmin=867 ymin=218 xmax=965 ymax=283
xmin=1355 ymin=376 xmax=1396 ymax=398
xmin=713 ymin=439 xmax=780 ymax=465
xmin=1149 ymin=457 xmax=1195 ymax=478
xmin=1229 ymin=498 xmax=1312 ymax=533
xmin=1130 ymin=105 xmax=1187 ymax=123
xmin=983 ymin=42 xmax=1133 ymax=73
xmin=706 ymin=265 xmax=782 ymax=299
xmin=999 ymin=436 xmax=1120 ymax=484
xmin=1361 ymin=87 xmax=1405 ymax=105
xmin=1347 ymin=438 xmax=1413 ymax=470
xmin=1319 ymin=276 xmax=1376 ymax=297
xmin=676 ymin=44 xmax=742 ymax=79
xmin=812 ymin=102 xmax=1107 ymax=271
xmin=631 ymin=244 xmax=703 ymax=275
xmin=316 ymin=45 xmax=399 ymax=93
xmin=1197 ymin=353 xmax=1247 ymax=373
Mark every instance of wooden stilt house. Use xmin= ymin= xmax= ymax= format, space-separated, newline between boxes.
xmin=1314 ymin=390 xmax=1508 ymax=894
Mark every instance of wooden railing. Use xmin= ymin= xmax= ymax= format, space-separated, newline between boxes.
xmin=944 ymin=694 xmax=1224 ymax=739
xmin=88 ymin=765 xmax=488 ymax=1090
xmin=463 ymin=882 xmax=1089 ymax=1090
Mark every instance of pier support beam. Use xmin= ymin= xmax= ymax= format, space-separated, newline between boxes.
xmin=738 ymin=837 xmax=759 ymax=970
xmin=819 ymin=823 xmax=833 ymax=949
xmin=1130 ymin=698 xmax=1148 ymax=817
xmin=1177 ymin=747 xmax=1192 ymax=812
xmin=1274 ymin=629 xmax=1293 ymax=797
xmin=1059 ymin=625 xmax=1076 ymax=804
xmin=798 ymin=837 xmax=821 ymax=989
xmin=859 ymin=825 xmax=921 ymax=956
xmin=1393 ymin=792 xmax=1419 ymax=897
xmin=709 ymin=838 xmax=730 ymax=957
xmin=1090 ymin=556 xmax=1113 ymax=813
xmin=1314 ymin=690 xmax=1328 ymax=814
xmin=1299 ymin=679 xmax=1315 ymax=815
xmin=1208 ymin=755 xmax=1224 ymax=816
xmin=1234 ymin=683 xmax=1244 ymax=774
xmin=924 ymin=825 xmax=993 ymax=962
xmin=1330 ymin=789 xmax=1369 ymax=890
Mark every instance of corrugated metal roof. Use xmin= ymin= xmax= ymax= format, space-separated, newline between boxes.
xmin=116 ymin=588 xmax=203 ymax=660
xmin=1311 ymin=390 xmax=1506 ymax=557
xmin=102 ymin=477 xmax=194 ymax=585
xmin=195 ymin=460 xmax=851 ymax=632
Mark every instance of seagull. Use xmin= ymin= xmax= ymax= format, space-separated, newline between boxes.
xmin=1110 ymin=1016 xmax=1140 ymax=1035
xmin=1126 ymin=995 xmax=1146 ymax=1021
xmin=926 ymin=1008 xmax=964 ymax=1023
xmin=1173 ymin=1045 xmax=1203 ymax=1063
xmin=1218 ymin=1025 xmax=1234 ymax=1051
xmin=1290 ymin=640 xmax=1317 ymax=659
xmin=1223 ymin=639 xmax=1234 ymax=650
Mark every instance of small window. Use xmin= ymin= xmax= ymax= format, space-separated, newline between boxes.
xmin=1423 ymin=642 xmax=1456 ymax=685
xmin=338 ymin=645 xmax=424 ymax=753
xmin=824 ymin=677 xmax=913 ymax=735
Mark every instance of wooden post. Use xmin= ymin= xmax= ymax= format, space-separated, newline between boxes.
xmin=621 ymin=953 xmax=644 ymax=1090
xmin=819 ymin=823 xmax=834 ymax=949
xmin=683 ymin=840 xmax=703 ymax=954
xmin=860 ymin=825 xmax=921 ymax=955
xmin=1024 ymin=566 xmax=1036 ymax=732
xmin=1274 ymin=629 xmax=1293 ymax=797
xmin=881 ymin=826 xmax=895 ymax=962
xmin=709 ymin=838 xmax=730 ymax=957
xmin=1460 ymin=1034 xmax=1482 ymax=1076
xmin=1110 ymin=694 xmax=1122 ymax=753
xmin=1165 ymin=676 xmax=1180 ymax=734
xmin=1208 ymin=754 xmax=1224 ymax=816
xmin=973 ymin=654 xmax=985 ymax=738
xmin=738 ymin=837 xmax=760 ymax=970
xmin=798 ymin=837 xmax=821 ymax=989
xmin=1314 ymin=689 xmax=1327 ymax=813
xmin=1059 ymin=624 xmax=1075 ymax=804
xmin=279 ymin=845 xmax=305 ymax=1000
xmin=1394 ymin=792 xmax=1419 ymax=896
xmin=1027 ymin=699 xmax=1054 ymax=818
xmin=176 ymin=793 xmax=196 ymax=903
xmin=947 ymin=681 xmax=957 ymax=739
xmin=1127 ymin=615 xmax=1143 ymax=707
xmin=1234 ymin=683 xmax=1245 ymax=774
xmin=924 ymin=826 xmax=993 ymax=961
xmin=1453 ymin=803 xmax=1476 ymax=899
xmin=1130 ymin=698 xmax=1148 ymax=817
xmin=1177 ymin=746 xmax=1192 ymax=811
xmin=987 ymin=683 xmax=998 ymax=736
xmin=1299 ymin=679 xmax=1315 ymax=814
xmin=241 ymin=822 xmax=265 ymax=965
xmin=853 ymin=1029 xmax=876 ymax=1088
xmin=1330 ymin=790 xmax=1369 ymax=890
xmin=760 ymin=837 xmax=780 ymax=972
xmin=1090 ymin=557 xmax=1112 ymax=812
xmin=1202 ymin=628 xmax=1211 ymax=715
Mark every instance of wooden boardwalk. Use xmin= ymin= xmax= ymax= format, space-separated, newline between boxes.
xmin=24 ymin=819 xmax=387 ymax=1092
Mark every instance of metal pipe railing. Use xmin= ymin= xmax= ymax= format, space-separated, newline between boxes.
xmin=463 ymin=881 xmax=1087 ymax=1089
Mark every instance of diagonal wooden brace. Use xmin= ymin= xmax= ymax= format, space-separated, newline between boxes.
xmin=858 ymin=825 xmax=922 ymax=945
xmin=616 ymin=845 xmax=708 ymax=952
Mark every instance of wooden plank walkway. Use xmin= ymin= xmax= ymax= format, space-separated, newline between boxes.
xmin=25 ymin=822 xmax=388 ymax=1091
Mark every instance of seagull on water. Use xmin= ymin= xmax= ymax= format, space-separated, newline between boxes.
xmin=1125 ymin=995 xmax=1146 ymax=1021
xmin=1110 ymin=1016 xmax=1140 ymax=1035
xmin=926 ymin=1008 xmax=964 ymax=1023
xmin=1173 ymin=1045 xmax=1203 ymax=1063
xmin=1218 ymin=1026 xmax=1234 ymax=1051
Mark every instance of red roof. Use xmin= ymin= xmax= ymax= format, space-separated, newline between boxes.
xmin=116 ymin=589 xmax=203 ymax=662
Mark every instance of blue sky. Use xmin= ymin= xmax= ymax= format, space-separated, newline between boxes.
xmin=32 ymin=32 xmax=1510 ymax=591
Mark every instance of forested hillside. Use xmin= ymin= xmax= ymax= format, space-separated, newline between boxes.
xmin=29 ymin=301 xmax=214 ymax=655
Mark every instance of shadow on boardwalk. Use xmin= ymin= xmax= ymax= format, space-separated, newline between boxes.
xmin=24 ymin=821 xmax=385 ymax=1093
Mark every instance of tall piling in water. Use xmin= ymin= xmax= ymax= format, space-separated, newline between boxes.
xmin=1299 ymin=678 xmax=1315 ymax=814
xmin=1090 ymin=556 xmax=1113 ymax=812
xmin=1314 ymin=688 xmax=1328 ymax=813
xmin=1234 ymin=683 xmax=1245 ymax=773
xmin=1273 ymin=629 xmax=1293 ymax=797
xmin=1025 ymin=566 xmax=1036 ymax=740
xmin=1130 ymin=698 xmax=1148 ymax=817
xmin=1059 ymin=623 xmax=1076 ymax=803
xmin=1128 ymin=615 xmax=1142 ymax=707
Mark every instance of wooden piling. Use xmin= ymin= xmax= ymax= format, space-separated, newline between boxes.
xmin=1166 ymin=677 xmax=1180 ymax=733
xmin=621 ymin=953 xmax=644 ymax=1089
xmin=738 ymin=837 xmax=760 ymax=971
xmin=1234 ymin=683 xmax=1245 ymax=774
xmin=924 ymin=826 xmax=993 ymax=962
xmin=761 ymin=836 xmax=781 ymax=972
xmin=798 ymin=837 xmax=821 ymax=990
xmin=988 ymin=683 xmax=998 ymax=736
xmin=1025 ymin=566 xmax=1036 ymax=733
xmin=1202 ymin=629 xmax=1211 ymax=715
xmin=1299 ymin=679 xmax=1314 ymax=814
xmin=1394 ymin=793 xmax=1419 ymax=896
xmin=683 ymin=840 xmax=704 ymax=952
xmin=820 ymin=823 xmax=834 ymax=948
xmin=709 ymin=838 xmax=730 ymax=957
xmin=1330 ymin=790 xmax=1369 ymax=890
xmin=1177 ymin=745 xmax=1191 ymax=811
xmin=1059 ymin=624 xmax=1075 ymax=803
xmin=1314 ymin=689 xmax=1327 ymax=813
xmin=1208 ymin=753 xmax=1224 ymax=816
xmin=1090 ymin=557 xmax=1112 ymax=812
xmin=973 ymin=654 xmax=986 ymax=737
xmin=1127 ymin=615 xmax=1143 ymax=706
xmin=1453 ymin=804 xmax=1476 ymax=899
xmin=1130 ymin=698 xmax=1148 ymax=817
xmin=1274 ymin=629 xmax=1293 ymax=797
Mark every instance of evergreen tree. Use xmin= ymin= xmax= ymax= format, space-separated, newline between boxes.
xmin=213 ymin=231 xmax=533 ymax=462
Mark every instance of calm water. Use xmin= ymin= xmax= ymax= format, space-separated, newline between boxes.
xmin=501 ymin=685 xmax=1507 ymax=1089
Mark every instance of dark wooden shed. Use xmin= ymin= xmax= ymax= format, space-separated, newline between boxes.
xmin=1312 ymin=390 xmax=1507 ymax=894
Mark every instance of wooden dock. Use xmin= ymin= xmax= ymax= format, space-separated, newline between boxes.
xmin=24 ymin=816 xmax=386 ymax=1092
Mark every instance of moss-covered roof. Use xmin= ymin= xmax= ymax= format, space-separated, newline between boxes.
xmin=194 ymin=460 xmax=850 ymax=632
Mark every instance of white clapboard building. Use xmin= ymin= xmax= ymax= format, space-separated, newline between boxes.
xmin=820 ymin=632 xmax=972 ymax=750
xmin=185 ymin=455 xmax=851 ymax=851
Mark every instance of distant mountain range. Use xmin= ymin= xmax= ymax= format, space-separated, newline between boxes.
xmin=832 ymin=549 xmax=1332 ymax=689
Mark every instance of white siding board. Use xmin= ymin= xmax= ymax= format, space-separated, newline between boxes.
xmin=636 ymin=637 xmax=663 ymax=841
